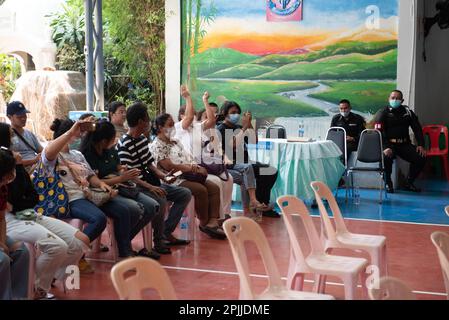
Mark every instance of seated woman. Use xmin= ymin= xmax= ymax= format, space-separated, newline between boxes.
xmin=176 ymin=87 xmax=233 ymax=221
xmin=43 ymin=119 xmax=160 ymax=261
xmin=216 ymin=101 xmax=280 ymax=218
xmin=0 ymin=149 xmax=29 ymax=300
xmin=150 ymin=114 xmax=226 ymax=239
xmin=80 ymin=120 xmax=177 ymax=255
xmin=0 ymin=123 xmax=86 ymax=299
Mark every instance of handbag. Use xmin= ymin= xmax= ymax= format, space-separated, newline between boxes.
xmin=180 ymin=172 xmax=208 ymax=184
xmin=83 ymin=187 xmax=113 ymax=207
xmin=199 ymin=143 xmax=229 ymax=181
xmin=103 ymin=174 xmax=140 ymax=200
xmin=32 ymin=160 xmax=70 ymax=217
xmin=116 ymin=181 xmax=140 ymax=200
xmin=60 ymin=155 xmax=113 ymax=207
xmin=200 ymin=157 xmax=229 ymax=181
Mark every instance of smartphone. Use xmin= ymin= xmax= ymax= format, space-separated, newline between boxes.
xmin=165 ymin=171 xmax=183 ymax=182
xmin=80 ymin=122 xmax=95 ymax=132
xmin=173 ymin=171 xmax=183 ymax=177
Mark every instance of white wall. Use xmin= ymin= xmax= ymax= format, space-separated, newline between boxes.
xmin=165 ymin=0 xmax=181 ymax=116
xmin=397 ymin=0 xmax=418 ymax=108
xmin=0 ymin=0 xmax=64 ymax=69
xmin=414 ymin=0 xmax=449 ymax=126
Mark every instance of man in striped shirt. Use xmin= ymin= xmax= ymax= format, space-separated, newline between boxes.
xmin=117 ymin=103 xmax=192 ymax=250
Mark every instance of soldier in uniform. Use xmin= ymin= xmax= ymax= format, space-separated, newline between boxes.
xmin=374 ymin=90 xmax=427 ymax=193
xmin=331 ymin=99 xmax=366 ymax=156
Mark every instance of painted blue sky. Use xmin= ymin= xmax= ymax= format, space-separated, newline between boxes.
xmin=201 ymin=0 xmax=398 ymax=29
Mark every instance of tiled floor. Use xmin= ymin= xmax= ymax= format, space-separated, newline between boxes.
xmin=50 ymin=179 xmax=449 ymax=300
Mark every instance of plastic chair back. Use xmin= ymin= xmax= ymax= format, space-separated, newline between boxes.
xmin=368 ymin=277 xmax=415 ymax=300
xmin=277 ymin=196 xmax=325 ymax=260
xmin=266 ymin=125 xmax=287 ymax=139
xmin=356 ymin=129 xmax=383 ymax=166
xmin=311 ymin=181 xmax=349 ymax=241
xmin=110 ymin=257 xmax=177 ymax=300
xmin=423 ymin=125 xmax=448 ymax=155
xmin=445 ymin=206 xmax=449 ymax=217
xmin=430 ymin=232 xmax=449 ymax=299
xmin=223 ymin=217 xmax=284 ymax=299
xmin=326 ymin=127 xmax=347 ymax=167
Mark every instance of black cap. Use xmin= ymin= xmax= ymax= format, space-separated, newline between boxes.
xmin=6 ymin=101 xmax=30 ymax=116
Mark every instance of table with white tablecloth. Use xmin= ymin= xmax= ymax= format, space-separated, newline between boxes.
xmin=232 ymin=139 xmax=345 ymax=202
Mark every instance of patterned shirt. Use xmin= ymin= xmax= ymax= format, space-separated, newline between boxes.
xmin=41 ymin=150 xmax=95 ymax=202
xmin=149 ymin=137 xmax=197 ymax=186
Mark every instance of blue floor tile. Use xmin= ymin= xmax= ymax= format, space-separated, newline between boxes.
xmin=232 ymin=179 xmax=449 ymax=225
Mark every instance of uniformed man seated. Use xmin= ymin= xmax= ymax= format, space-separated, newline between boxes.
xmin=330 ymin=99 xmax=366 ymax=156
xmin=374 ymin=90 xmax=427 ymax=193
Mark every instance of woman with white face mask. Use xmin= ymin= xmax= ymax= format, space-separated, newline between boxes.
xmin=216 ymin=101 xmax=280 ymax=219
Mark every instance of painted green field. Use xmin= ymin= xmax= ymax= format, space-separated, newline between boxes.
xmin=309 ymin=81 xmax=397 ymax=114
xmin=252 ymin=40 xmax=398 ymax=67
xmin=191 ymin=48 xmax=257 ymax=77
xmin=188 ymin=79 xmax=327 ymax=118
xmin=255 ymin=49 xmax=397 ymax=80
xmin=207 ymin=64 xmax=275 ymax=79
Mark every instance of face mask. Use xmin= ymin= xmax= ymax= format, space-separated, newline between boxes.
xmin=389 ymin=100 xmax=402 ymax=109
xmin=340 ymin=111 xmax=350 ymax=118
xmin=69 ymin=138 xmax=81 ymax=151
xmin=164 ymin=127 xmax=176 ymax=140
xmin=228 ymin=114 xmax=240 ymax=125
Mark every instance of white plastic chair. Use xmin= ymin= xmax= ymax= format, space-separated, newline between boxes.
xmin=110 ymin=257 xmax=177 ymax=300
xmin=445 ymin=206 xmax=449 ymax=217
xmin=222 ymin=217 xmax=334 ymax=300
xmin=430 ymin=232 xmax=449 ymax=299
xmin=277 ymin=195 xmax=369 ymax=300
xmin=368 ymin=277 xmax=416 ymax=300
xmin=310 ymin=181 xmax=387 ymax=286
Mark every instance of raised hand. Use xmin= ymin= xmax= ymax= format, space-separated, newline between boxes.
xmin=180 ymin=84 xmax=190 ymax=98
xmin=202 ymin=91 xmax=210 ymax=102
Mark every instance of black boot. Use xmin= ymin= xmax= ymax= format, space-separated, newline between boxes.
xmin=403 ymin=180 xmax=421 ymax=193
xmin=385 ymin=180 xmax=394 ymax=194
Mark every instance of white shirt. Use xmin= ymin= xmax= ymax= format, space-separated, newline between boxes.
xmin=174 ymin=121 xmax=204 ymax=161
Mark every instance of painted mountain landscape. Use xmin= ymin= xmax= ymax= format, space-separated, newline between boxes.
xmin=181 ymin=0 xmax=398 ymax=135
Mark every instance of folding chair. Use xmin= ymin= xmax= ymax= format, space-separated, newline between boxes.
xmin=346 ymin=129 xmax=386 ymax=204
xmin=266 ymin=125 xmax=287 ymax=139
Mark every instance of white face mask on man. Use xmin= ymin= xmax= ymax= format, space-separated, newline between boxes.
xmin=340 ymin=111 xmax=350 ymax=118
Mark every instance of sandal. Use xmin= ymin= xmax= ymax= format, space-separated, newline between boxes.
xmin=199 ymin=225 xmax=226 ymax=240
xmin=164 ymin=235 xmax=191 ymax=246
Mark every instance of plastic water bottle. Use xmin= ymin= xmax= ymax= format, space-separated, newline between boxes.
xmin=258 ymin=127 xmax=267 ymax=140
xmin=179 ymin=214 xmax=189 ymax=240
xmin=354 ymin=187 xmax=361 ymax=206
xmin=298 ymin=121 xmax=305 ymax=138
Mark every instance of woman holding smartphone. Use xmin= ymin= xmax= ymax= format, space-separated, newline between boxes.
xmin=80 ymin=120 xmax=185 ymax=255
